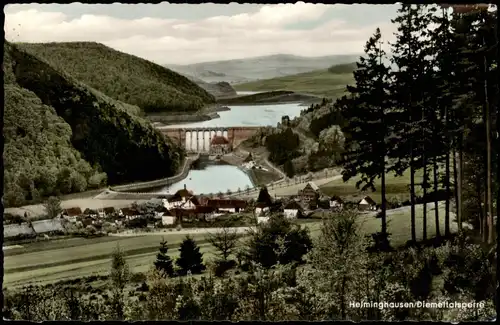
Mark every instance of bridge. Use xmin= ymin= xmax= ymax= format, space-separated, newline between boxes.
xmin=158 ymin=126 xmax=261 ymax=153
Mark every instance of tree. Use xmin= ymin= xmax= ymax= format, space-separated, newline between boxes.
xmin=44 ymin=196 xmax=62 ymax=219
xmin=283 ymin=160 xmax=295 ymax=178
xmin=245 ymin=185 xmax=251 ymax=196
xmin=109 ymin=244 xmax=129 ymax=320
xmin=340 ymin=27 xmax=392 ymax=236
xmin=207 ymin=223 xmax=239 ymax=261
xmin=154 ymin=237 xmax=174 ymax=277
xmin=389 ymin=4 xmax=435 ymax=243
xmin=176 ymin=236 xmax=206 ymax=275
xmin=246 ymin=214 xmax=313 ymax=268
xmin=226 ymin=189 xmax=232 ymax=196
xmin=257 ymin=186 xmax=272 ymax=206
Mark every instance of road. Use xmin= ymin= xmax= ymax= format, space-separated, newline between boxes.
xmin=110 ymin=226 xmax=256 ymax=237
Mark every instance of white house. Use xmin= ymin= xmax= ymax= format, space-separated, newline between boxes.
xmin=359 ymin=196 xmax=377 ymax=211
xmin=329 ymin=196 xmax=344 ymax=210
xmin=206 ymin=199 xmax=247 ymax=213
xmin=257 ymin=216 xmax=270 ymax=224
xmin=255 ymin=202 xmax=270 ymax=215
xmin=161 ymin=216 xmax=176 ymax=226
xmin=164 ymin=185 xmax=198 ymax=210
xmin=283 ymin=201 xmax=304 ymax=219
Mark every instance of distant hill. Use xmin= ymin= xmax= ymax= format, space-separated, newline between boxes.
xmin=165 ymin=53 xmax=360 ymax=84
xmin=17 ymin=42 xmax=216 ymax=114
xmin=3 ymin=42 xmax=184 ymax=208
xmin=182 ymin=74 xmax=237 ymax=98
xmin=233 ymin=62 xmax=357 ymax=99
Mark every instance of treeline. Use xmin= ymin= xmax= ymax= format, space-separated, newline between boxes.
xmin=3 ymin=212 xmax=496 ymax=321
xmin=327 ymin=62 xmax=357 ymax=74
xmin=265 ymin=127 xmax=301 ymax=165
xmin=17 ymin=42 xmax=216 ymax=113
xmin=339 ymin=4 xmax=498 ymax=245
xmin=3 ymin=42 xmax=184 ymax=207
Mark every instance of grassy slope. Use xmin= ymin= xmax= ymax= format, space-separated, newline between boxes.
xmin=17 ymin=42 xmax=216 ymax=113
xmin=234 ymin=63 xmax=356 ymax=99
xmin=319 ymin=169 xmax=426 ymax=203
xmin=3 ymin=42 xmax=183 ymax=207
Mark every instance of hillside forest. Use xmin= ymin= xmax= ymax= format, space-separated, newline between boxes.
xmin=257 ymin=4 xmax=498 ymax=244
xmin=3 ymin=41 xmax=202 ymax=207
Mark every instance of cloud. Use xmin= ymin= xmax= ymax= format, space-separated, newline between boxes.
xmin=4 ymin=3 xmax=398 ymax=65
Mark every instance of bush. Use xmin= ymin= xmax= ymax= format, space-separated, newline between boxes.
xmin=213 ymin=259 xmax=237 ymax=277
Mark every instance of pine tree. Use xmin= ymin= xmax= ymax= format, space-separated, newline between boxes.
xmin=257 ymin=186 xmax=273 ymax=206
xmin=389 ymin=4 xmax=434 ymax=243
xmin=176 ymin=236 xmax=206 ymax=275
xmin=340 ymin=27 xmax=392 ymax=237
xmin=283 ymin=160 xmax=295 ymax=178
xmin=154 ymin=237 xmax=174 ymax=277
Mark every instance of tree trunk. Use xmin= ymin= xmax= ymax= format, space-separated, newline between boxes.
xmin=445 ymin=109 xmax=451 ymax=237
xmin=423 ymin=158 xmax=427 ymax=241
xmin=381 ymin=156 xmax=387 ymax=235
xmin=410 ymin=150 xmax=417 ymax=242
xmin=453 ymin=146 xmax=460 ymax=231
xmin=483 ymin=53 xmax=494 ymax=244
xmin=433 ymin=156 xmax=441 ymax=238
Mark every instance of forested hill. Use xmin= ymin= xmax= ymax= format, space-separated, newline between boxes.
xmin=3 ymin=42 xmax=184 ymax=208
xmin=16 ymin=42 xmax=216 ymax=113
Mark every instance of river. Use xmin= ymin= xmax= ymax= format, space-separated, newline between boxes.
xmin=158 ymin=92 xmax=305 ymax=195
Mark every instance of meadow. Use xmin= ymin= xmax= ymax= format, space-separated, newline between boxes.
xmin=3 ymin=202 xmax=457 ymax=289
xmin=319 ymin=169 xmax=427 ymax=203
xmin=233 ymin=68 xmax=354 ymax=99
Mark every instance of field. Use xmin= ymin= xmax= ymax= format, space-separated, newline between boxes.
xmin=233 ymin=68 xmax=355 ymax=99
xmin=3 ymin=202 xmax=457 ymax=289
xmin=319 ymin=169 xmax=427 ymax=204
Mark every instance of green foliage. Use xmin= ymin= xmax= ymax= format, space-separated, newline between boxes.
xmin=44 ymin=196 xmax=62 ymax=219
xmin=265 ymin=128 xmax=300 ymax=165
xmin=176 ymin=236 xmax=206 ymax=276
xmin=154 ymin=238 xmax=174 ymax=277
xmin=256 ymin=186 xmax=273 ymax=206
xmin=246 ymin=214 xmax=313 ymax=268
xmin=207 ymin=225 xmax=239 ymax=261
xmin=17 ymin=42 xmax=216 ymax=113
xmin=4 ymin=42 xmax=183 ymax=197
xmin=283 ymin=160 xmax=295 ymax=178
xmin=109 ymin=244 xmax=130 ymax=320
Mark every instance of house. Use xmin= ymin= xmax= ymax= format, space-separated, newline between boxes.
xmin=283 ymin=200 xmax=304 ymax=219
xmin=31 ymin=219 xmax=65 ymax=234
xmin=358 ymin=196 xmax=377 ymax=211
xmin=195 ymin=206 xmax=217 ymax=220
xmin=210 ymin=135 xmax=230 ymax=155
xmin=120 ymin=207 xmax=141 ymax=220
xmin=63 ymin=207 xmax=83 ymax=217
xmin=4 ymin=223 xmax=36 ymax=238
xmin=161 ymin=215 xmax=176 ymax=226
xmin=255 ymin=202 xmax=270 ymax=215
xmin=298 ymin=182 xmax=321 ymax=201
xmin=257 ymin=216 xmax=270 ymax=224
xmin=165 ymin=185 xmax=198 ymax=209
xmin=329 ymin=195 xmax=344 ymax=210
xmin=103 ymin=207 xmax=116 ymax=217
xmin=206 ymin=199 xmax=247 ymax=213
xmin=83 ymin=208 xmax=99 ymax=218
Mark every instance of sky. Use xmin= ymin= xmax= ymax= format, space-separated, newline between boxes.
xmin=4 ymin=2 xmax=400 ymax=65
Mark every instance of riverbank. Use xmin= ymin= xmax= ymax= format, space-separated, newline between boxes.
xmin=146 ymin=104 xmax=230 ymax=125
xmin=110 ymin=154 xmax=199 ymax=193
xmin=216 ymin=90 xmax=320 ymax=106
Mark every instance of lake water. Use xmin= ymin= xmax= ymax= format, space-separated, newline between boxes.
xmin=159 ymin=163 xmax=254 ymax=195
xmin=157 ymin=100 xmax=305 ymax=195
xmin=162 ymin=102 xmax=304 ymax=128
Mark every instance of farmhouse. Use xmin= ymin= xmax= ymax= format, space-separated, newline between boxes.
xmin=283 ymin=200 xmax=304 ymax=219
xmin=121 ymin=207 xmax=141 ymax=220
xmin=329 ymin=195 xmax=344 ymax=210
xmin=298 ymin=181 xmax=321 ymax=201
xmin=207 ymin=199 xmax=247 ymax=213
xmin=165 ymin=185 xmax=197 ymax=209
xmin=358 ymin=196 xmax=377 ymax=211
xmin=255 ymin=202 xmax=270 ymax=215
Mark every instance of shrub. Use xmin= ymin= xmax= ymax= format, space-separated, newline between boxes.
xmin=213 ymin=259 xmax=237 ymax=277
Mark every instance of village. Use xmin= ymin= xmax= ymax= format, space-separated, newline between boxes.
xmin=4 ymin=181 xmax=380 ymax=242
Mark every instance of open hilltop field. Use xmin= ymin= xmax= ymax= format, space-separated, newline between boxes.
xmin=167 ymin=54 xmax=359 ymax=84
xmin=233 ymin=63 xmax=356 ymax=99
